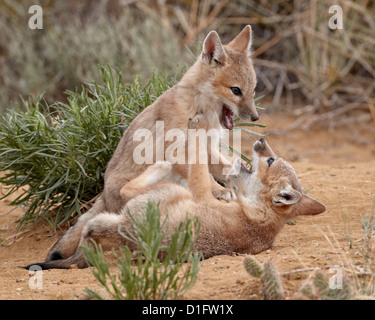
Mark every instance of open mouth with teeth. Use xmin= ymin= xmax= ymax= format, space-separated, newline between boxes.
xmin=221 ymin=105 xmax=234 ymax=130
xmin=240 ymin=160 xmax=251 ymax=173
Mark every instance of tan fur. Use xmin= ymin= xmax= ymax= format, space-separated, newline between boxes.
xmin=45 ymin=26 xmax=260 ymax=261
xmin=29 ymin=115 xmax=326 ymax=269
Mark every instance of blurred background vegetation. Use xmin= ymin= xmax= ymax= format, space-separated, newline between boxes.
xmin=1 ymin=0 xmax=374 ymax=123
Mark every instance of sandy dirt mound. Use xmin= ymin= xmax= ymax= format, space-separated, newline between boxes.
xmin=1 ymin=111 xmax=374 ymax=300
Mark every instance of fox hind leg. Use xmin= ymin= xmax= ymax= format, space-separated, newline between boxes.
xmin=45 ymin=195 xmax=106 ymax=262
xmin=27 ymin=212 xmax=133 ymax=270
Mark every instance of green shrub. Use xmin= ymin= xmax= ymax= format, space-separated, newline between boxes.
xmin=84 ymin=202 xmax=202 ymax=300
xmin=0 ymin=66 xmax=176 ymax=227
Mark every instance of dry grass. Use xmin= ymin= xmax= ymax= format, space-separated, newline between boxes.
xmin=146 ymin=0 xmax=375 ymax=124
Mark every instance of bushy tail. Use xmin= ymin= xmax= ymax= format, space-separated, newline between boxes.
xmin=21 ymin=247 xmax=88 ymax=270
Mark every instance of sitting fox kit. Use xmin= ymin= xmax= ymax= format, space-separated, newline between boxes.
xmin=25 ymin=115 xmax=326 ymax=269
xmin=44 ymin=25 xmax=259 ymax=262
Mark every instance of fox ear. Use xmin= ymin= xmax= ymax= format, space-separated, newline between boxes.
xmin=227 ymin=25 xmax=253 ymax=57
xmin=202 ymin=31 xmax=226 ymax=65
xmin=273 ymin=185 xmax=326 ymax=216
xmin=297 ymin=194 xmax=326 ymax=216
xmin=273 ymin=186 xmax=302 ymax=206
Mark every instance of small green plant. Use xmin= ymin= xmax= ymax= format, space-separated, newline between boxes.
xmin=296 ymin=196 xmax=375 ymax=300
xmin=349 ymin=197 xmax=375 ymax=298
xmin=0 ymin=66 xmax=176 ymax=227
xmin=297 ymin=271 xmax=353 ymax=300
xmin=243 ymin=255 xmax=284 ymax=300
xmin=84 ymin=202 xmax=202 ymax=300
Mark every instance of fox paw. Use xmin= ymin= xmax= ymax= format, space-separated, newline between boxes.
xmin=150 ymin=161 xmax=172 ymax=177
xmin=154 ymin=160 xmax=172 ymax=171
xmin=212 ymin=188 xmax=237 ymax=202
xmin=189 ymin=114 xmax=207 ymax=130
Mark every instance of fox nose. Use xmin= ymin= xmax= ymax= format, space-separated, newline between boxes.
xmin=253 ymin=137 xmax=270 ymax=152
xmin=251 ymin=114 xmax=259 ymax=122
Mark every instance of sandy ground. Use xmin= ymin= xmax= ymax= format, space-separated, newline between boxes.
xmin=0 ymin=110 xmax=374 ymax=300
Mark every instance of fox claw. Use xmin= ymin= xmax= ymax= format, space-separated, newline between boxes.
xmin=154 ymin=160 xmax=172 ymax=173
xmin=189 ymin=114 xmax=207 ymax=129
xmin=212 ymin=188 xmax=237 ymax=202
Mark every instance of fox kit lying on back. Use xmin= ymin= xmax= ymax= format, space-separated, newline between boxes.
xmin=46 ymin=25 xmax=260 ymax=262
xmin=26 ymin=116 xmax=326 ymax=269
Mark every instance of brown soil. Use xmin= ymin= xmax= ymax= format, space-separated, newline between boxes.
xmin=1 ymin=110 xmax=374 ymax=300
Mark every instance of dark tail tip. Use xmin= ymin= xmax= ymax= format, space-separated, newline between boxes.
xmin=20 ymin=261 xmax=71 ymax=270
xmin=21 ymin=247 xmax=87 ymax=270
xmin=50 ymin=251 xmax=64 ymax=261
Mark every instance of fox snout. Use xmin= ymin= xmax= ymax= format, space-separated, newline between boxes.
xmin=239 ymin=99 xmax=259 ymax=122
xmin=238 ymin=106 xmax=259 ymax=122
xmin=251 ymin=113 xmax=259 ymax=122
xmin=253 ymin=138 xmax=275 ymax=157
xmin=253 ymin=138 xmax=266 ymax=152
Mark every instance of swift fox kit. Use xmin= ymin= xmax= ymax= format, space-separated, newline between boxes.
xmin=26 ymin=117 xmax=326 ymax=269
xmin=45 ymin=25 xmax=260 ymax=262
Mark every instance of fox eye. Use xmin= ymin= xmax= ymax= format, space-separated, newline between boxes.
xmin=267 ymin=157 xmax=274 ymax=167
xmin=230 ymin=87 xmax=242 ymax=96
